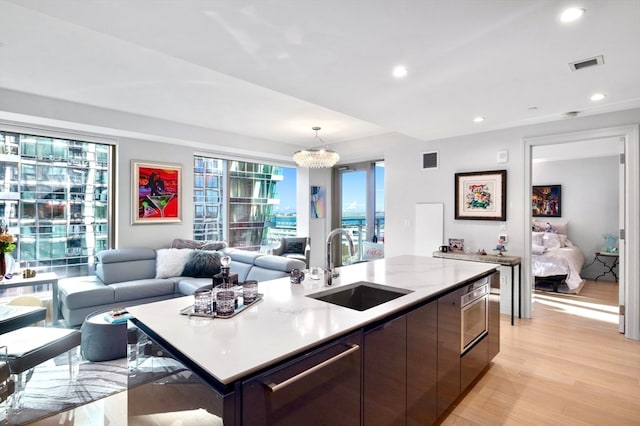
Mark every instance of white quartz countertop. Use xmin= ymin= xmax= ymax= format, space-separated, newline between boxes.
xmin=127 ymin=255 xmax=496 ymax=385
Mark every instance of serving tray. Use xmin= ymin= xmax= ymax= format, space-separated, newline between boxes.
xmin=179 ymin=293 xmax=263 ymax=319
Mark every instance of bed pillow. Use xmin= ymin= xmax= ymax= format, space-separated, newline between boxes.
xmin=542 ymin=233 xmax=567 ymax=249
xmin=155 ymin=248 xmax=193 ymax=278
xmin=181 ymin=250 xmax=222 ymax=278
xmin=532 ymin=244 xmax=547 ymax=255
xmin=532 ymin=232 xmax=544 ymax=246
xmin=533 ymin=220 xmax=568 ymax=235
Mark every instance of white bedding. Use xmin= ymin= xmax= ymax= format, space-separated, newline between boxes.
xmin=532 ymin=244 xmax=585 ymax=290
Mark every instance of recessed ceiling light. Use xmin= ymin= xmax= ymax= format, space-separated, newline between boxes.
xmin=560 ymin=7 xmax=586 ymax=23
xmin=392 ymin=65 xmax=408 ymax=78
xmin=473 ymin=116 xmax=485 ymax=123
xmin=590 ymin=93 xmax=606 ymax=101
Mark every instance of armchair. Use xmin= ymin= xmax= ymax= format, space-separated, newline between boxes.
xmin=272 ymin=237 xmax=311 ymax=268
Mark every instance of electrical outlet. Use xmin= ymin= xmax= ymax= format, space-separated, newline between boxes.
xmin=498 ymin=233 xmax=508 ymax=243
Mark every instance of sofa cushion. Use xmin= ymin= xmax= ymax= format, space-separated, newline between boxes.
xmin=222 ymin=247 xmax=262 ymax=264
xmin=254 ymin=255 xmax=305 ymax=273
xmin=110 ymin=279 xmax=176 ymax=303
xmin=171 ymin=239 xmax=227 ymax=251
xmin=96 ymin=248 xmax=157 ymax=284
xmin=58 ymin=277 xmax=115 ymax=309
xmin=176 ymin=277 xmax=213 ymax=296
xmin=181 ymin=250 xmax=222 ymax=278
xmin=155 ymin=248 xmax=193 ymax=278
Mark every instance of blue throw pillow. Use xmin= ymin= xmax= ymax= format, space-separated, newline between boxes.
xmin=182 ymin=250 xmax=222 ymax=278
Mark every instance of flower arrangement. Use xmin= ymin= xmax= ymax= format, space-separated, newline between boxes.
xmin=0 ymin=221 xmax=16 ymax=254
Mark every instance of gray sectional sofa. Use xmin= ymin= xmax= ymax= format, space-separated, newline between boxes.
xmin=58 ymin=245 xmax=305 ymax=327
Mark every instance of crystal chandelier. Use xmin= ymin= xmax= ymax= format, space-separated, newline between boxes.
xmin=293 ymin=127 xmax=340 ymax=168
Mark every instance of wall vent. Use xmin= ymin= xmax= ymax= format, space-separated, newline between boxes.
xmin=569 ymin=55 xmax=604 ymax=71
xmin=422 ymin=151 xmax=438 ymax=170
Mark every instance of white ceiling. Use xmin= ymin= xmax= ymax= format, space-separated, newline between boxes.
xmin=1 ymin=0 xmax=639 ymax=150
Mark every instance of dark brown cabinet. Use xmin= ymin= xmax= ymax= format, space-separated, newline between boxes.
xmin=364 ymin=315 xmax=407 ymax=425
xmin=407 ymin=301 xmax=438 ymax=426
xmin=437 ymin=286 xmax=461 ymax=417
xmin=242 ymin=331 xmax=362 ymax=426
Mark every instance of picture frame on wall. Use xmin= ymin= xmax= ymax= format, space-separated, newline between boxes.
xmin=454 ymin=169 xmax=507 ymax=221
xmin=310 ymin=185 xmax=325 ymax=219
xmin=132 ymin=160 xmax=182 ymax=224
xmin=532 ymin=184 xmax=562 ymax=217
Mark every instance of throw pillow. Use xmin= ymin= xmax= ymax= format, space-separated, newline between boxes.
xmin=542 ymin=233 xmax=565 ymax=249
xmin=156 ymin=248 xmax=192 ymax=278
xmin=182 ymin=250 xmax=222 ymax=278
xmin=171 ymin=238 xmax=227 ymax=251
xmin=284 ymin=241 xmax=304 ymax=254
xmin=531 ymin=244 xmax=547 ymax=255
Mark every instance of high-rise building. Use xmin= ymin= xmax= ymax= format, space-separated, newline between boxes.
xmin=0 ymin=131 xmax=111 ymax=279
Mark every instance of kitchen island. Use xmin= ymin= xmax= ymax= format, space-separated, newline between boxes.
xmin=127 ymin=255 xmax=499 ymax=425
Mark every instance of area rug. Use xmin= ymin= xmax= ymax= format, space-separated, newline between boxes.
xmin=7 ymin=354 xmax=128 ymax=426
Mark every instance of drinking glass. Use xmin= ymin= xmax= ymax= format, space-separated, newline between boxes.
xmin=193 ymin=289 xmax=213 ymax=315
xmin=216 ymin=289 xmax=235 ymax=317
xmin=243 ymin=280 xmax=259 ymax=304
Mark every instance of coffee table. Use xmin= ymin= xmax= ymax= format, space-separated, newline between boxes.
xmin=0 ymin=305 xmax=47 ymax=334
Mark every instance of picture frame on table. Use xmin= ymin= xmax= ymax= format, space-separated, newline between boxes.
xmin=454 ymin=169 xmax=507 ymax=221
xmin=448 ymin=238 xmax=465 ymax=253
xmin=532 ymin=184 xmax=562 ymax=217
xmin=132 ymin=160 xmax=182 ymax=224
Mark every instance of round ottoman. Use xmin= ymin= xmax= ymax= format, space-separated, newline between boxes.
xmin=80 ymin=309 xmax=130 ymax=362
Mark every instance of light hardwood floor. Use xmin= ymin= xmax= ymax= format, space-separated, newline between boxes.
xmin=30 ymin=280 xmax=639 ymax=425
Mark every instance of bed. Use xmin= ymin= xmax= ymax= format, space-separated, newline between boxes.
xmin=531 ymin=221 xmax=586 ymax=294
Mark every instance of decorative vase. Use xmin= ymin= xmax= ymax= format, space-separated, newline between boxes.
xmin=0 ymin=253 xmax=15 ymax=281
xmin=602 ymin=233 xmax=618 ymax=253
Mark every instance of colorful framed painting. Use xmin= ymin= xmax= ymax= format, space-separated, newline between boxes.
xmin=310 ymin=185 xmax=325 ymax=219
xmin=532 ymin=185 xmax=561 ymax=217
xmin=454 ymin=170 xmax=507 ymax=221
xmin=132 ymin=160 xmax=182 ymax=224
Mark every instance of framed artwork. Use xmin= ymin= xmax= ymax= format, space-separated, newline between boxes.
xmin=449 ymin=238 xmax=464 ymax=253
xmin=532 ymin=185 xmax=561 ymax=217
xmin=132 ymin=160 xmax=182 ymax=224
xmin=310 ymin=185 xmax=325 ymax=218
xmin=455 ymin=170 xmax=507 ymax=221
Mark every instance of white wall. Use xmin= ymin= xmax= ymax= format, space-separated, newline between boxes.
xmin=377 ymin=108 xmax=640 ymax=321
xmin=533 ymin=156 xmax=619 ymax=280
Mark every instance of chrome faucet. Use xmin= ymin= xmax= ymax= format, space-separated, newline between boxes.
xmin=326 ymin=228 xmax=355 ymax=286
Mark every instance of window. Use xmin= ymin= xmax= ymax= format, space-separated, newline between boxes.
xmin=0 ymin=130 xmax=113 ymax=280
xmin=193 ymin=155 xmax=296 ymax=251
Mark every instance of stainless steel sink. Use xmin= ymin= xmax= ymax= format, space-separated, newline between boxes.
xmin=307 ymin=281 xmax=413 ymax=311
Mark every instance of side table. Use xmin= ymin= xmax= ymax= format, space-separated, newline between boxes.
xmin=0 ymin=272 xmax=59 ymax=325
xmin=433 ymin=251 xmax=522 ymax=325
xmin=584 ymin=252 xmax=619 ymax=282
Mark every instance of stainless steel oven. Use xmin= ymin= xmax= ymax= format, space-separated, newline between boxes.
xmin=460 ymin=279 xmax=489 ymax=354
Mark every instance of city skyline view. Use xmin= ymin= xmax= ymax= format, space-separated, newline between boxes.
xmin=273 ymin=165 xmax=385 ymax=216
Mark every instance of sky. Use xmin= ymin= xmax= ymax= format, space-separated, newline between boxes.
xmin=274 ymin=165 xmax=384 ymax=215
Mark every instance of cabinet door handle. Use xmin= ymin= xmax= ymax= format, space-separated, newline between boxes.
xmin=265 ymin=343 xmax=359 ymax=393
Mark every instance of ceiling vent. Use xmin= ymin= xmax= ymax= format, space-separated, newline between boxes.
xmin=422 ymin=151 xmax=438 ymax=170
xmin=569 ymin=55 xmax=604 ymax=71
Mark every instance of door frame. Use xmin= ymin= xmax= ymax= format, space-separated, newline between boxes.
xmin=523 ymin=125 xmax=639 ymax=340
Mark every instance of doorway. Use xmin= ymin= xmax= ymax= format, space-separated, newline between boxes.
xmin=524 ymin=125 xmax=639 ymax=340
xmin=531 ymin=142 xmax=623 ymax=330
xmin=334 ymin=161 xmax=385 ymax=264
